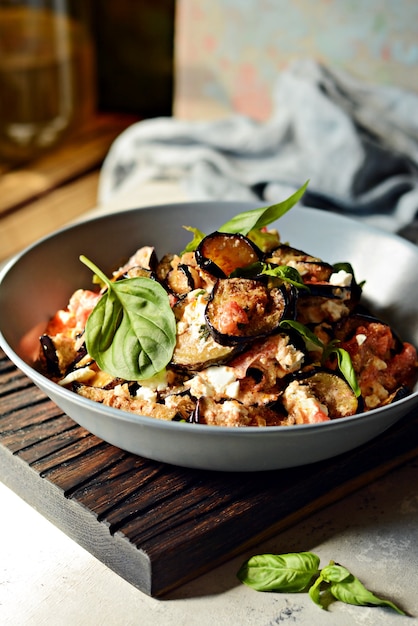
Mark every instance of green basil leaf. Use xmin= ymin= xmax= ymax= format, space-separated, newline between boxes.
xmin=229 ymin=261 xmax=265 ymax=279
xmin=320 ymin=562 xmax=351 ymax=583
xmin=329 ymin=574 xmax=406 ymax=615
xmin=308 ymin=573 xmax=326 ymax=608
xmin=333 ymin=261 xmax=365 ymax=293
xmin=80 ymin=256 xmax=176 ymax=380
xmin=324 ymin=345 xmax=361 ymax=398
xmin=237 ymin=552 xmax=320 ymax=592
xmin=332 ymin=261 xmax=355 ymax=276
xmin=261 ymin=264 xmax=309 ymax=290
xmin=180 ymin=225 xmax=206 ymax=254
xmin=219 ymin=180 xmax=309 ymax=235
xmin=247 ymin=227 xmax=281 ymax=252
xmin=230 ymin=262 xmax=307 ymax=290
xmin=279 ymin=319 xmax=324 ymax=349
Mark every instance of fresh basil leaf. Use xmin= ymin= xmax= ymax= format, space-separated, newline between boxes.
xmin=279 ymin=320 xmax=323 ymax=349
xmin=320 ymin=562 xmax=352 ymax=583
xmin=237 ymin=552 xmax=320 ymax=592
xmin=230 ymin=262 xmax=307 ymax=290
xmin=333 ymin=261 xmax=365 ymax=292
xmin=261 ymin=264 xmax=309 ymax=290
xmin=329 ymin=574 xmax=406 ymax=615
xmin=324 ymin=345 xmax=361 ymax=398
xmin=308 ymin=573 xmax=326 ymax=607
xmin=180 ymin=225 xmax=206 ymax=254
xmin=80 ymin=256 xmax=176 ymax=380
xmin=229 ymin=261 xmax=265 ymax=279
xmin=247 ymin=227 xmax=281 ymax=252
xmin=332 ymin=261 xmax=355 ymax=276
xmin=219 ymin=180 xmax=309 ymax=235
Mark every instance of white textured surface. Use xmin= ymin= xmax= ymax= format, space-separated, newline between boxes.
xmin=2 ymin=182 xmax=418 ymax=624
xmin=1 ymin=459 xmax=418 ymax=625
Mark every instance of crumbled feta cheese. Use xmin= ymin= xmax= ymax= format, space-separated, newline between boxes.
xmin=322 ymin=299 xmax=348 ymax=321
xmin=275 ymin=338 xmax=304 ymax=370
xmin=135 ymin=386 xmax=158 ymax=403
xmin=114 ymin=384 xmax=130 ymax=398
xmin=283 ymin=380 xmax=329 ymax=423
xmin=356 ymin=333 xmax=367 ymax=346
xmin=58 ymin=366 xmax=96 ymax=386
xmin=329 ymin=269 xmax=352 ymax=287
xmin=177 ymin=290 xmax=208 ymax=339
xmin=186 ymin=365 xmax=239 ymax=399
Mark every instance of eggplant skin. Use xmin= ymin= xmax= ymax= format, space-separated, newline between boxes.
xmin=171 ymin=291 xmax=238 ymax=369
xmin=282 ymin=369 xmax=359 ymax=424
xmin=166 ymin=264 xmax=198 ymax=296
xmin=39 ymin=334 xmax=61 ymax=377
xmin=266 ymin=244 xmax=333 ymax=282
xmin=196 ymin=232 xmax=262 ymax=278
xmin=205 ymin=277 xmax=290 ymax=346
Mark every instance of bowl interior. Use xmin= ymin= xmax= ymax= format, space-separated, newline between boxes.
xmin=1 ymin=202 xmax=417 ymax=357
xmin=0 ymin=202 xmax=417 ymax=472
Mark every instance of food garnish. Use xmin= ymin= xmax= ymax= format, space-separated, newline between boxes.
xmin=79 ymin=255 xmax=176 ymax=380
xmin=237 ymin=551 xmax=406 ymax=614
xmin=36 ymin=183 xmax=418 ymax=427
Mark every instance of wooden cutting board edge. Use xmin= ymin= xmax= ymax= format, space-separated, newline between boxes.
xmin=2 ymin=438 xmax=417 ymax=598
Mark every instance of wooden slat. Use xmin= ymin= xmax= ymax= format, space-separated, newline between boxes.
xmin=1 ymin=347 xmax=418 ymax=597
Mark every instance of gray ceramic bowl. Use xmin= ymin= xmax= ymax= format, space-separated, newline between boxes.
xmin=1 ymin=202 xmax=417 ymax=471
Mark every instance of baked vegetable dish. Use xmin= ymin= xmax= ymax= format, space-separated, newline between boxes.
xmin=36 ymin=186 xmax=418 ymax=427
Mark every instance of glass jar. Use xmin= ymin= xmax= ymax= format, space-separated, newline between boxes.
xmin=0 ymin=0 xmax=95 ymax=163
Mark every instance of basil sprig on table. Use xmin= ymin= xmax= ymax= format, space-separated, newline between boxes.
xmin=80 ymin=256 xmax=176 ymax=380
xmin=237 ymin=552 xmax=406 ymax=615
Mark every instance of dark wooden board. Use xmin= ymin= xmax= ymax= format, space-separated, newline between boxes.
xmin=1 ymin=347 xmax=418 ymax=597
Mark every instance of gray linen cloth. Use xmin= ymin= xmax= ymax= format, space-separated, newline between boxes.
xmin=98 ymin=58 xmax=418 ymax=243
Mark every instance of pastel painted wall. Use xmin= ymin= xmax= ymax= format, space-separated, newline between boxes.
xmin=174 ymin=0 xmax=418 ymax=120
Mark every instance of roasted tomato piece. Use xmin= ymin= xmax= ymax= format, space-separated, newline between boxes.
xmin=205 ymin=277 xmax=290 ymax=346
xmin=282 ymin=370 xmax=358 ymax=424
xmin=333 ymin=315 xmax=418 ymax=409
xmin=196 ymin=232 xmax=262 ymax=278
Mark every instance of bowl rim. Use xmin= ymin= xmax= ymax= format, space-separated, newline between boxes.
xmin=1 ymin=201 xmax=417 ymax=437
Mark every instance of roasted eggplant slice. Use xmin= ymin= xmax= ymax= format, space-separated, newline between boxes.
xmin=171 ymin=290 xmax=238 ymax=368
xmin=205 ymin=277 xmax=290 ymax=346
xmin=296 ymin=289 xmax=353 ymax=325
xmin=112 ymin=246 xmax=158 ymax=279
xmin=282 ymin=369 xmax=359 ymax=424
xmin=39 ymin=334 xmax=61 ymax=377
xmin=266 ymin=244 xmax=334 ymax=282
xmin=166 ymin=263 xmax=199 ymax=296
xmin=196 ymin=232 xmax=262 ymax=278
xmin=123 ymin=267 xmax=156 ymax=280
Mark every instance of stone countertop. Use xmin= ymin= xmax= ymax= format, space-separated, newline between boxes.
xmin=1 ymin=177 xmax=418 ymax=625
xmin=1 ymin=458 xmax=417 ymax=625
